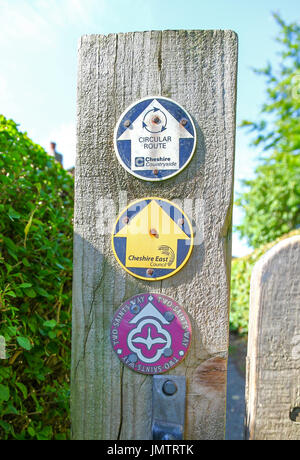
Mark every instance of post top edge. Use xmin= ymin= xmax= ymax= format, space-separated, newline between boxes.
xmin=251 ymin=235 xmax=300 ymax=281
xmin=79 ymin=29 xmax=238 ymax=42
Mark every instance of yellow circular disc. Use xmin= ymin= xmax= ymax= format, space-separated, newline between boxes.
xmin=111 ymin=197 xmax=194 ymax=281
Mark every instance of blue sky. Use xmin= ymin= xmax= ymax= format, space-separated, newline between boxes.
xmin=0 ymin=0 xmax=298 ymax=256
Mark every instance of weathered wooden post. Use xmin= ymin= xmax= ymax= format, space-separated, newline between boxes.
xmin=71 ymin=30 xmax=237 ymax=440
xmin=0 ymin=335 xmax=5 ymax=359
xmin=246 ymin=236 xmax=300 ymax=440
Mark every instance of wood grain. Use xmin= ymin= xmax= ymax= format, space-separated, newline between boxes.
xmin=71 ymin=30 xmax=237 ymax=440
xmin=246 ymin=236 xmax=300 ymax=440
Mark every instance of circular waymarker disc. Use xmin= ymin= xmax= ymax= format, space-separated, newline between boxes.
xmin=114 ymin=96 xmax=197 ymax=181
xmin=110 ymin=293 xmax=192 ymax=375
xmin=111 ymin=197 xmax=193 ymax=281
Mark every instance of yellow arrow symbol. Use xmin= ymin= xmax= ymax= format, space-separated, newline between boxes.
xmin=114 ymin=200 xmax=190 ymax=270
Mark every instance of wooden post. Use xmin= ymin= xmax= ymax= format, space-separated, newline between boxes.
xmin=71 ymin=30 xmax=237 ymax=440
xmin=0 ymin=335 xmax=5 ymax=359
xmin=246 ymin=236 xmax=300 ymax=440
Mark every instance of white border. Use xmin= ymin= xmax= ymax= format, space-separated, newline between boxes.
xmin=113 ymin=96 xmax=197 ymax=182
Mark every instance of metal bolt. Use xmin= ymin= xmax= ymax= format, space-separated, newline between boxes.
xmin=128 ymin=353 xmax=138 ymax=363
xmin=163 ymin=348 xmax=173 ymax=358
xmin=153 ymin=169 xmax=159 ymax=176
xmin=177 ymin=218 xmax=184 ymax=226
xmin=124 ymin=120 xmax=131 ymax=128
xmin=180 ymin=118 xmax=188 ymax=126
xmin=130 ymin=304 xmax=140 ymax=315
xmin=153 ymin=116 xmax=161 ymax=124
xmin=164 ymin=311 xmax=175 ymax=322
xmin=149 ymin=228 xmax=159 ymax=238
xmin=123 ymin=216 xmax=129 ymax=224
xmin=147 ymin=269 xmax=154 ymax=276
xmin=162 ymin=380 xmax=178 ymax=396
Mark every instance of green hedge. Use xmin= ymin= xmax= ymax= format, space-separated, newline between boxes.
xmin=0 ymin=116 xmax=73 ymax=440
xmin=230 ymin=229 xmax=300 ymax=335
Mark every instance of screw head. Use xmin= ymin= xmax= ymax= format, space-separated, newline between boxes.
xmin=149 ymin=228 xmax=158 ymax=237
xmin=162 ymin=380 xmax=178 ymax=396
xmin=147 ymin=269 xmax=154 ymax=276
xmin=128 ymin=353 xmax=138 ymax=363
xmin=153 ymin=116 xmax=161 ymax=124
xmin=130 ymin=304 xmax=140 ymax=315
xmin=177 ymin=218 xmax=184 ymax=226
xmin=180 ymin=118 xmax=188 ymax=126
xmin=153 ymin=169 xmax=159 ymax=176
xmin=164 ymin=311 xmax=175 ymax=322
xmin=163 ymin=348 xmax=173 ymax=358
xmin=124 ymin=119 xmax=131 ymax=128
xmin=123 ymin=216 xmax=130 ymax=224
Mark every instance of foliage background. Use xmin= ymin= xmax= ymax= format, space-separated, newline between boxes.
xmin=230 ymin=229 xmax=300 ymax=335
xmin=232 ymin=15 xmax=300 ymax=333
xmin=0 ymin=116 xmax=73 ymax=440
xmin=236 ymin=14 xmax=300 ymax=248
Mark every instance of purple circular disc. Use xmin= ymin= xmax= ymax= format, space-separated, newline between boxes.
xmin=110 ymin=293 xmax=192 ymax=375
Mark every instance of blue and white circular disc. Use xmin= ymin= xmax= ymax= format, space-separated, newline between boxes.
xmin=114 ymin=96 xmax=197 ymax=181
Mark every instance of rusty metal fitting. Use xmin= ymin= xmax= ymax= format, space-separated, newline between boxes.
xmin=149 ymin=228 xmax=159 ymax=237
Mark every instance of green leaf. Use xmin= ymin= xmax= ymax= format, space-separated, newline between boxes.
xmin=17 ymin=336 xmax=32 ymax=351
xmin=4 ymin=402 xmax=19 ymax=415
xmin=23 ymin=287 xmax=36 ymax=298
xmin=0 ymin=384 xmax=10 ymax=401
xmin=22 ymin=258 xmax=31 ymax=267
xmin=19 ymin=283 xmax=32 ymax=288
xmin=0 ymin=368 xmax=11 ymax=379
xmin=35 ymin=286 xmax=50 ymax=297
xmin=27 ymin=426 xmax=35 ymax=437
xmin=43 ymin=320 xmax=57 ymax=329
xmin=7 ymin=326 xmax=17 ymax=336
xmin=55 ymin=262 xmax=66 ymax=270
xmin=36 ymin=425 xmax=52 ymax=440
xmin=6 ymin=247 xmax=18 ymax=262
xmin=24 ymin=207 xmax=37 ymax=247
xmin=16 ymin=382 xmax=28 ymax=399
xmin=0 ymin=420 xmax=11 ymax=432
xmin=48 ymin=331 xmax=56 ymax=339
xmin=8 ymin=207 xmax=21 ymax=220
xmin=55 ymin=433 xmax=67 ymax=440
